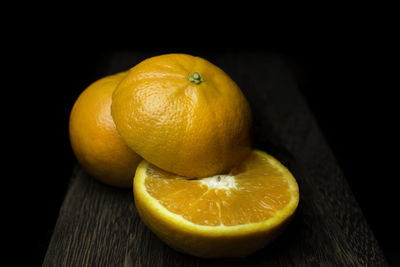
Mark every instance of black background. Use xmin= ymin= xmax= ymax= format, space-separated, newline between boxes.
xmin=7 ymin=13 xmax=398 ymax=266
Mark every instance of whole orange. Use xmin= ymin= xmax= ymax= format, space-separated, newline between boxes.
xmin=69 ymin=72 xmax=142 ymax=187
xmin=111 ymin=54 xmax=252 ymax=178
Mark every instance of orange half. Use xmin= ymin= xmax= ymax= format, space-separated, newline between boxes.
xmin=133 ymin=150 xmax=299 ymax=258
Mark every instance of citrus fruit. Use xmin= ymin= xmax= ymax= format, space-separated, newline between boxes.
xmin=111 ymin=53 xmax=252 ymax=178
xmin=133 ymin=150 xmax=299 ymax=258
xmin=69 ymin=72 xmax=142 ymax=188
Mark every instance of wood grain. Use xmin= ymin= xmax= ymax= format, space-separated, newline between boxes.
xmin=43 ymin=52 xmax=388 ymax=266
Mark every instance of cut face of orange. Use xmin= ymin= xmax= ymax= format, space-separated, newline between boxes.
xmin=133 ymin=150 xmax=299 ymax=258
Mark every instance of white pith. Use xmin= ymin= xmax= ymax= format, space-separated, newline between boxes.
xmin=199 ymin=174 xmax=237 ymax=192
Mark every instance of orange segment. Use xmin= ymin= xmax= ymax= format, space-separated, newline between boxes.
xmin=134 ymin=150 xmax=299 ymax=258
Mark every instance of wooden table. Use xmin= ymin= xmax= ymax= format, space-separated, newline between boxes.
xmin=43 ymin=52 xmax=388 ymax=266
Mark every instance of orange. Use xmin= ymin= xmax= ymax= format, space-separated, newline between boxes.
xmin=111 ymin=53 xmax=252 ymax=178
xmin=134 ymin=150 xmax=299 ymax=258
xmin=69 ymin=72 xmax=142 ymax=188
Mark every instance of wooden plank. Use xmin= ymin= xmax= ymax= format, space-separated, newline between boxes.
xmin=43 ymin=52 xmax=388 ymax=266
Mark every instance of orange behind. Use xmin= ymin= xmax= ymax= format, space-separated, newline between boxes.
xmin=69 ymin=72 xmax=142 ymax=187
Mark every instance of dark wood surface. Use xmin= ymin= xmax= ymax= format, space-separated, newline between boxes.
xmin=43 ymin=52 xmax=388 ymax=266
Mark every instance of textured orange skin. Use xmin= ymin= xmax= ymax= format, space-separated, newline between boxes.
xmin=111 ymin=54 xmax=252 ymax=178
xmin=69 ymin=72 xmax=142 ymax=187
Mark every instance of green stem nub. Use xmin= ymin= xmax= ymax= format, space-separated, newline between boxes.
xmin=189 ymin=72 xmax=204 ymax=84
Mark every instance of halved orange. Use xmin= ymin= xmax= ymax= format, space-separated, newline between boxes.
xmin=133 ymin=150 xmax=299 ymax=258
